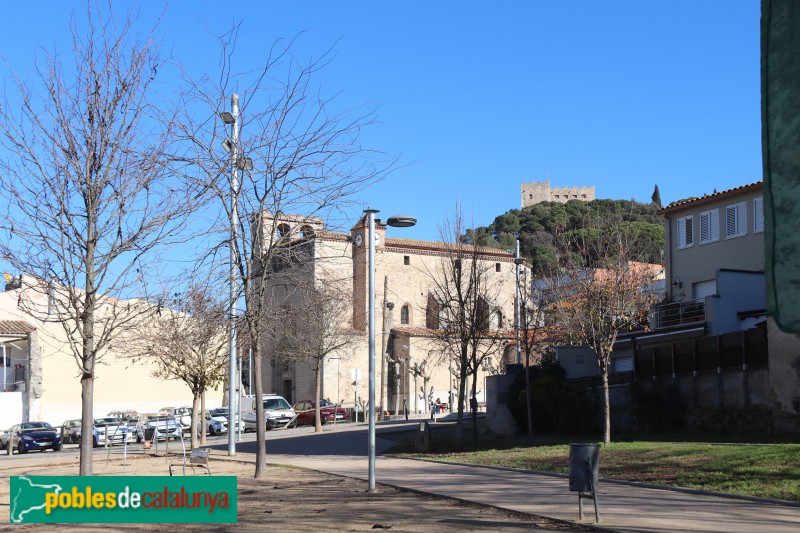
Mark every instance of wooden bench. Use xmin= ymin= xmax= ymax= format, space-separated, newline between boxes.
xmin=169 ymin=447 xmax=211 ymax=476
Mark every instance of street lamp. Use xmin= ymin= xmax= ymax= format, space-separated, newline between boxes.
xmin=220 ymin=94 xmax=243 ymax=456
xmin=366 ymin=209 xmax=416 ymax=491
xmin=515 ymin=239 xmax=523 ymax=365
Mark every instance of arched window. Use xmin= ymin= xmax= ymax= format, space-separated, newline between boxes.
xmin=300 ymin=225 xmax=315 ymax=239
xmin=277 ymin=223 xmax=291 ymax=240
xmin=400 ymin=304 xmax=410 ymax=325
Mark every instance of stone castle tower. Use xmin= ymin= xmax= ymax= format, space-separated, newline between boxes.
xmin=521 ymin=180 xmax=595 ymax=208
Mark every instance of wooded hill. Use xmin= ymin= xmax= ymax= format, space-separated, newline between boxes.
xmin=463 ymin=199 xmax=665 ymax=273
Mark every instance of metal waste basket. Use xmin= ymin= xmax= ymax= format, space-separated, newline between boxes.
xmin=568 ymin=443 xmax=600 ymax=522
xmin=143 ymin=427 xmax=156 ymax=450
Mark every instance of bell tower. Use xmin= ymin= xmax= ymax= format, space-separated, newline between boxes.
xmin=351 ymin=214 xmax=386 ymax=330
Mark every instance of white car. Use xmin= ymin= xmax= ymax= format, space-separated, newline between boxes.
xmin=205 ymin=408 xmax=245 ymax=435
xmin=242 ymin=395 xmax=295 ymax=430
xmin=90 ymin=417 xmax=133 ymax=447
xmin=158 ymin=406 xmax=193 ymax=429
xmin=136 ymin=415 xmax=183 ymax=442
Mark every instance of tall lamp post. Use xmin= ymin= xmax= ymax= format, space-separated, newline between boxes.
xmin=515 ymin=239 xmax=523 ymax=365
xmin=366 ymin=210 xmax=416 ymax=491
xmin=220 ymin=94 xmax=253 ymax=456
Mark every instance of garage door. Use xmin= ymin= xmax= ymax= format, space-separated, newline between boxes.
xmin=693 ymin=280 xmax=717 ymax=300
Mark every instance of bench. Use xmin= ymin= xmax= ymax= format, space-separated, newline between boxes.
xmin=169 ymin=447 xmax=211 ymax=476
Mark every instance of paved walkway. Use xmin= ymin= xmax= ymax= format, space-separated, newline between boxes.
xmin=260 ymin=452 xmax=800 ymax=533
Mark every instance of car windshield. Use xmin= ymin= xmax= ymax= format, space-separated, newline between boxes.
xmin=319 ymin=400 xmax=333 ymax=407
xmin=263 ymin=398 xmax=291 ymax=410
xmin=21 ymin=422 xmax=52 ymax=431
xmin=94 ymin=418 xmax=122 ymax=426
xmin=209 ymin=409 xmax=228 ymax=416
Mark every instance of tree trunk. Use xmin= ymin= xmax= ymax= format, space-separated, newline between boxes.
xmin=602 ymin=369 xmax=611 ymax=444
xmin=191 ymin=392 xmax=201 ymax=450
xmin=455 ymin=346 xmax=468 ymax=451
xmin=252 ymin=340 xmax=267 ymax=478
xmin=314 ymin=361 xmax=323 ymax=433
xmin=471 ymin=370 xmax=479 ymax=444
xmin=200 ymin=389 xmax=207 ymax=446
xmin=79 ymin=374 xmax=94 ymax=476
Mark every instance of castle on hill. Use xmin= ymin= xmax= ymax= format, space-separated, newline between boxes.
xmin=521 ymin=180 xmax=595 ymax=208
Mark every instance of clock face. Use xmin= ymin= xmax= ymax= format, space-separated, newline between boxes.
xmin=373 ymin=233 xmax=381 ymax=246
xmin=354 ymin=233 xmax=363 ymax=247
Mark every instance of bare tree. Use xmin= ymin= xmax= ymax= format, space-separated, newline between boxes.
xmin=427 ymin=208 xmax=512 ymax=447
xmin=130 ymin=286 xmax=228 ymax=449
xmin=0 ymin=6 xmax=199 ymax=475
xmin=277 ymin=284 xmax=357 ymax=432
xmin=548 ymin=221 xmax=661 ymax=443
xmin=179 ymin=28 xmax=393 ymax=478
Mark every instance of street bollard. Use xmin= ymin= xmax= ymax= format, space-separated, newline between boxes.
xmin=414 ymin=421 xmax=431 ymax=451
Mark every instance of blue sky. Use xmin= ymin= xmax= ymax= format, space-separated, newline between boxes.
xmin=0 ymin=1 xmax=762 ymax=243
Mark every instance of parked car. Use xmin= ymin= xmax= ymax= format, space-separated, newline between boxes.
xmin=89 ymin=417 xmax=133 ymax=447
xmin=107 ymin=410 xmax=139 ymax=426
xmin=0 ymin=422 xmax=62 ymax=454
xmin=59 ymin=419 xmax=82 ymax=444
xmin=292 ymin=400 xmax=349 ymax=426
xmin=136 ymin=414 xmax=183 ymax=442
xmin=242 ymin=395 xmax=295 ymax=430
xmin=205 ymin=408 xmax=244 ymax=435
xmin=158 ymin=407 xmax=193 ymax=429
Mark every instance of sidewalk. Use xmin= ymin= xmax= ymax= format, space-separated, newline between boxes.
xmin=249 ymin=422 xmax=800 ymax=533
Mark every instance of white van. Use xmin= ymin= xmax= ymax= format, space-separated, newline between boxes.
xmin=241 ymin=394 xmax=295 ymax=430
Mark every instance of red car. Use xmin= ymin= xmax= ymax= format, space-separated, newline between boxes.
xmin=292 ymin=400 xmax=348 ymax=426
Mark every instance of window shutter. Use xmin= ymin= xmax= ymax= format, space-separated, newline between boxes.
xmin=700 ymin=213 xmax=710 ymax=242
xmin=754 ymin=197 xmax=764 ymax=232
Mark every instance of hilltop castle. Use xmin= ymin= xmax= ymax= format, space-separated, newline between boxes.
xmin=521 ymin=180 xmax=595 ymax=208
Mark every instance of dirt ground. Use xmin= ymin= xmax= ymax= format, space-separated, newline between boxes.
xmin=0 ymin=454 xmax=587 ymax=532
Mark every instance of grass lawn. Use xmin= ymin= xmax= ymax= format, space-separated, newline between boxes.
xmin=389 ymin=430 xmax=800 ymax=502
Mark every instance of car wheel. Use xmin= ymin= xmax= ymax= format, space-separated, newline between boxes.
xmin=17 ymin=441 xmax=27 ymax=454
xmin=93 ymin=437 xmax=99 ymax=448
xmin=209 ymin=426 xmax=217 ymax=436
xmin=53 ymin=443 xmax=63 ymax=452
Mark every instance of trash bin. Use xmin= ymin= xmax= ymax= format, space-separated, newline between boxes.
xmin=143 ymin=427 xmax=156 ymax=450
xmin=568 ymin=443 xmax=600 ymax=522
xmin=568 ymin=443 xmax=599 ymax=492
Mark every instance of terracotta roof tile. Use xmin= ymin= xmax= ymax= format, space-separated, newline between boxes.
xmin=661 ymin=181 xmax=763 ymax=214
xmin=0 ymin=320 xmax=35 ymax=335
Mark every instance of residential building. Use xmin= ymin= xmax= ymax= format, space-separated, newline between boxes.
xmin=616 ymin=182 xmax=800 ymax=432
xmin=0 ymin=278 xmax=201 ymax=429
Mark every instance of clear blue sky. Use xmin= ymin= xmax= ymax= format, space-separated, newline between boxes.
xmin=0 ymin=1 xmax=762 ymax=243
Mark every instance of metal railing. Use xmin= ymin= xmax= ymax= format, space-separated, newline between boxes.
xmin=650 ymin=298 xmax=706 ymax=329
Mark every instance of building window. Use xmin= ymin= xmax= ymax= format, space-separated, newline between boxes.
xmin=495 ymin=263 xmax=501 ymax=272
xmin=677 ymin=216 xmax=693 ymax=249
xmin=726 ymin=202 xmax=747 ymax=239
xmin=699 ymin=209 xmax=719 ymax=244
xmin=753 ymin=196 xmax=764 ymax=233
xmin=400 ymin=304 xmax=409 ymax=325
xmin=404 ymin=255 xmax=410 ymax=265
xmin=529 ymin=194 xmax=533 ymax=199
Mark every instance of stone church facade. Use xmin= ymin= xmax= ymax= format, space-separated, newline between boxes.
xmin=521 ymin=180 xmax=595 ymax=208
xmin=258 ymin=213 xmax=519 ymax=416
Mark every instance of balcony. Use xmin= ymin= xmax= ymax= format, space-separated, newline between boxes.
xmin=650 ymin=298 xmax=706 ymax=329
